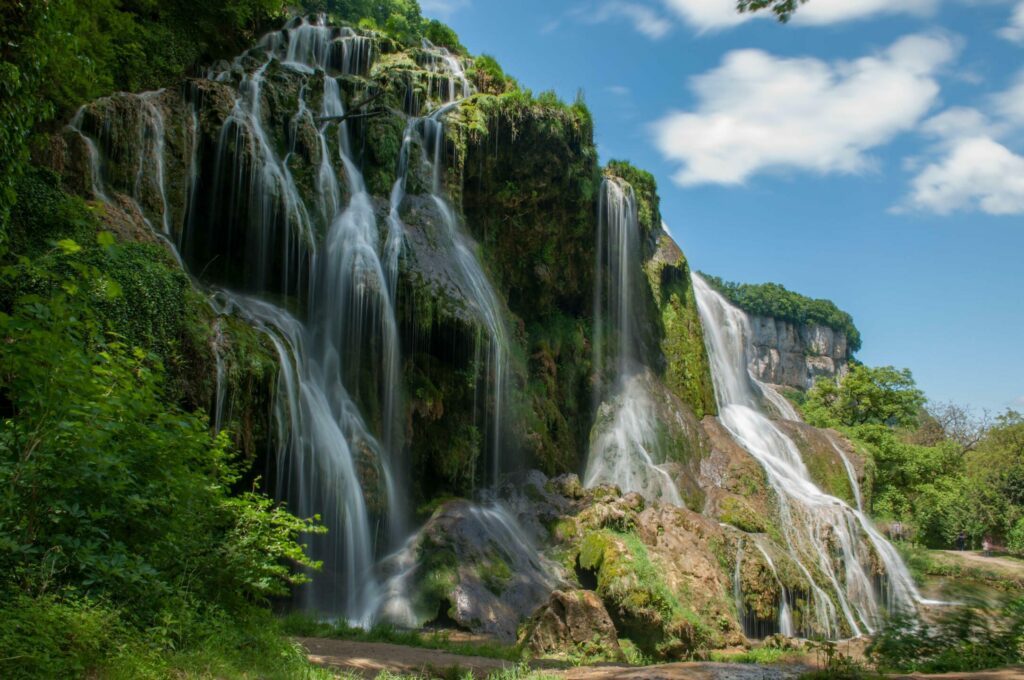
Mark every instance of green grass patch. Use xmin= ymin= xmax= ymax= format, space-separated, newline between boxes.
xmin=709 ymin=647 xmax=795 ymax=664
xmin=279 ymin=613 xmax=527 ymax=662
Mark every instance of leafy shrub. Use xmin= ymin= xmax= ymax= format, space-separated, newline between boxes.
xmin=0 ymin=239 xmax=322 ymax=671
xmin=803 ymin=365 xmax=925 ymax=429
xmin=869 ymin=599 xmax=1024 ymax=673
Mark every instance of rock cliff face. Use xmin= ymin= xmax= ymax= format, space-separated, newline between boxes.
xmin=746 ymin=315 xmax=849 ymax=390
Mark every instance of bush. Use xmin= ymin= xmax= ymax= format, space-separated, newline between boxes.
xmin=0 ymin=240 xmax=322 ymax=672
xmin=869 ymin=599 xmax=1024 ymax=673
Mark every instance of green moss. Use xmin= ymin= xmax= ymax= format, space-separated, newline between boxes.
xmin=719 ymin=497 xmax=770 ymax=534
xmin=478 ymin=550 xmax=513 ymax=595
xmin=578 ymin=530 xmax=716 ymax=657
xmin=643 ymin=234 xmax=717 ymax=419
xmin=362 ymin=112 xmax=405 ymax=196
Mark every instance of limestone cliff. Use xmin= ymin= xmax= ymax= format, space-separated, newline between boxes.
xmin=746 ymin=314 xmax=850 ymax=390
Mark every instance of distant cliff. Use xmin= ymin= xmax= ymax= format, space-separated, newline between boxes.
xmin=747 ymin=314 xmax=850 ymax=389
xmin=699 ymin=274 xmax=856 ymax=389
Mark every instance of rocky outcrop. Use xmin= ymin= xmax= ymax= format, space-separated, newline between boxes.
xmin=520 ymin=590 xmax=623 ymax=661
xmin=375 ymin=498 xmax=565 ymax=641
xmin=746 ymin=315 xmax=849 ymax=390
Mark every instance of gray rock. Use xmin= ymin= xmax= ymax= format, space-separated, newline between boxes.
xmin=746 ymin=316 xmax=849 ymax=389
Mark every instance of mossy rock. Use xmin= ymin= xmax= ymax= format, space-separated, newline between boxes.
xmin=643 ymin=233 xmax=717 ymax=419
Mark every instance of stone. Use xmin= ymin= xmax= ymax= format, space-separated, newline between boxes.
xmin=520 ymin=589 xmax=623 ymax=660
xmin=747 ymin=315 xmax=849 ymax=390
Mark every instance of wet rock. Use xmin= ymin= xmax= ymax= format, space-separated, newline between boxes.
xmin=376 ymin=499 xmax=564 ymax=641
xmin=520 ymin=589 xmax=623 ymax=660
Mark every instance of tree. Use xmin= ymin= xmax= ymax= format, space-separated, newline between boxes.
xmin=804 ymin=365 xmax=925 ymax=428
xmin=927 ymin=401 xmax=993 ymax=455
xmin=737 ymin=0 xmax=809 ymax=22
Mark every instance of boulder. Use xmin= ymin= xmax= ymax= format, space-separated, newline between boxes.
xmin=520 ymin=589 xmax=623 ymax=660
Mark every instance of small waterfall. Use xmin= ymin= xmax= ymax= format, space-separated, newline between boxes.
xmin=387 ymin=51 xmax=511 ymax=486
xmin=584 ymin=179 xmax=681 ymax=504
xmin=753 ymin=542 xmax=795 ymax=637
xmin=259 ymin=15 xmax=374 ymax=76
xmin=733 ymin=538 xmax=744 ymax=618
xmin=693 ymin=273 xmax=923 ymax=638
xmin=418 ymin=39 xmax=471 ymax=103
xmin=827 ymin=432 xmax=865 ymax=513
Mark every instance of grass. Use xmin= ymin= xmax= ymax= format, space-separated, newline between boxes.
xmin=899 ymin=544 xmax=1024 ymax=592
xmin=279 ymin=613 xmax=527 ymax=662
xmin=709 ymin=647 xmax=796 ymax=664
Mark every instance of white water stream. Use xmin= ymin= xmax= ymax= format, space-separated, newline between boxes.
xmin=693 ymin=273 xmax=924 ymax=637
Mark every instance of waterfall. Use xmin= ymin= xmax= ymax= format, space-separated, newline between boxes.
xmin=388 ymin=48 xmax=511 ymax=486
xmin=693 ymin=273 xmax=924 ymax=638
xmin=66 ymin=17 xmax=414 ymax=624
xmin=584 ymin=179 xmax=682 ymax=504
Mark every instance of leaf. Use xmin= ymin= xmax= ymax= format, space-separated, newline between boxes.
xmin=56 ymin=239 xmax=82 ymax=254
xmin=102 ymin=278 xmax=123 ymax=300
xmin=97 ymin=231 xmax=116 ymax=248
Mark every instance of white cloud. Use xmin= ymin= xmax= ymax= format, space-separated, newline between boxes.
xmin=921 ymin=106 xmax=995 ymax=141
xmin=660 ymin=0 xmax=748 ymax=31
xmin=661 ymin=0 xmax=938 ymax=32
xmin=607 ymin=85 xmax=632 ymax=96
xmin=1000 ymin=1 xmax=1024 ymax=42
xmin=420 ymin=0 xmax=471 ymax=17
xmin=903 ymin=137 xmax=1024 ymax=214
xmin=579 ymin=2 xmax=674 ymax=39
xmin=993 ymin=71 xmax=1024 ymax=124
xmin=794 ymin=0 xmax=938 ymax=26
xmin=899 ymin=69 xmax=1024 ymax=216
xmin=651 ymin=34 xmax=957 ymax=186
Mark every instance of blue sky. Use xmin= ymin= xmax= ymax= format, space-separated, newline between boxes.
xmin=422 ymin=0 xmax=1024 ymax=413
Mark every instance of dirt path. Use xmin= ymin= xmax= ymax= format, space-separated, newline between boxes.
xmin=297 ymin=637 xmax=514 ymax=678
xmin=299 ymin=638 xmax=1024 ymax=680
xmin=561 ymin=662 xmax=809 ymax=679
xmin=936 ymin=550 xmax=1024 ymax=580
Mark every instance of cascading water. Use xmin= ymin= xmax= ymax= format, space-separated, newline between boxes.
xmin=67 ymin=16 xmax=532 ymax=624
xmin=68 ymin=16 xmax=411 ymax=624
xmin=388 ymin=52 xmax=511 ymax=486
xmin=693 ymin=273 xmax=924 ymax=638
xmin=584 ymin=179 xmax=682 ymax=504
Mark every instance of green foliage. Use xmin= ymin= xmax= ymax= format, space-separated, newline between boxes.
xmin=0 ymin=596 xmax=337 ymax=679
xmin=700 ymin=273 xmax=861 ymax=352
xmin=578 ymin=530 xmax=716 ymax=657
xmin=469 ymin=55 xmax=519 ymax=95
xmin=1010 ymin=517 xmax=1024 ymax=555
xmin=738 ymin=0 xmax=809 ymax=22
xmin=827 ymin=394 xmax=1023 ymax=549
xmin=423 ymin=18 xmax=466 ymax=53
xmin=869 ymin=598 xmax=1024 ymax=673
xmin=803 ymin=365 xmax=925 ymax=428
xmin=0 ymin=244 xmax=322 ymax=673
